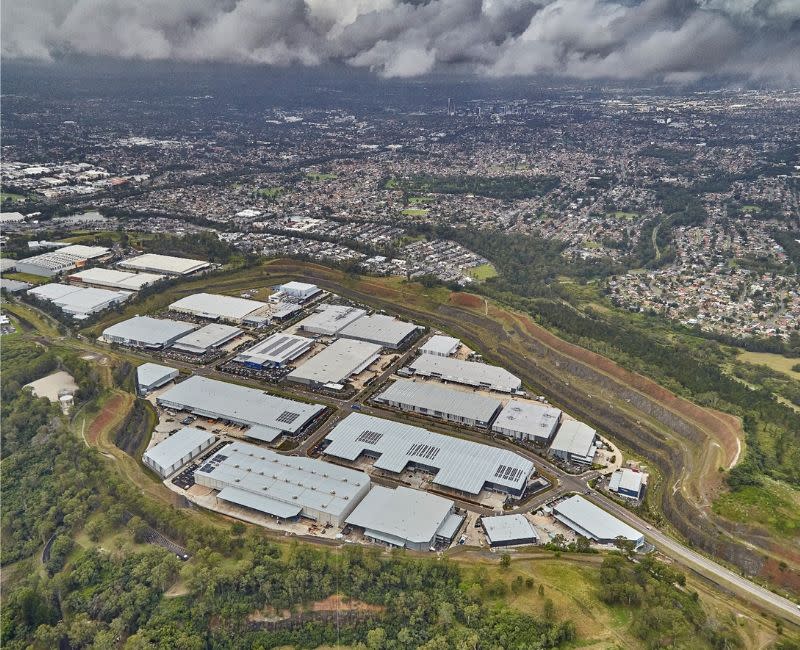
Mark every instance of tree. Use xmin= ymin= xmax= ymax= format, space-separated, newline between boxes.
xmin=366 ymin=627 xmax=387 ymax=650
xmin=500 ymin=553 xmax=511 ymax=569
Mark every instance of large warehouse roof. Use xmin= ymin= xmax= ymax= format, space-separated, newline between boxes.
xmin=375 ymin=379 xmax=502 ymax=425
xmin=101 ymin=316 xmax=197 ymax=347
xmin=234 ymin=332 xmax=313 ymax=366
xmin=171 ymin=323 xmax=242 ymax=353
xmin=550 ymin=420 xmax=597 ymax=457
xmin=323 ymin=413 xmax=534 ymax=495
xmin=406 ymin=355 xmax=522 ymax=393
xmin=339 ymin=313 xmax=421 ymax=348
xmin=28 ymin=283 xmax=130 ymax=318
xmin=554 ymin=495 xmax=644 ymax=546
xmin=195 ymin=441 xmax=369 ymax=521
xmin=493 ymin=400 xmax=562 ymax=439
xmin=287 ymin=339 xmax=381 ymax=385
xmin=57 ymin=244 xmax=110 ymax=259
xmin=345 ymin=485 xmax=455 ymax=546
xmin=296 ymin=304 xmax=367 ymax=336
xmin=136 ymin=363 xmax=178 ymax=391
xmin=157 ymin=376 xmax=325 ymax=440
xmin=69 ymin=267 xmax=165 ymax=290
xmin=143 ymin=427 xmax=215 ymax=474
xmin=482 ymin=514 xmax=538 ymax=545
xmin=119 ymin=253 xmax=209 ymax=275
xmin=170 ymin=292 xmax=268 ymax=322
xmin=419 ymin=335 xmax=460 ymax=356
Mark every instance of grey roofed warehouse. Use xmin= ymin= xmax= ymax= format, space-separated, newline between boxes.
xmin=143 ymin=427 xmax=216 ymax=478
xmin=286 ymin=338 xmax=381 ymax=387
xmin=171 ymin=323 xmax=243 ymax=354
xmin=492 ymin=400 xmax=562 ymax=444
xmin=374 ymin=379 xmax=502 ymax=428
xmin=69 ymin=267 xmax=165 ymax=290
xmin=554 ymin=495 xmax=644 ymax=547
xmin=322 ymin=412 xmax=534 ymax=497
xmin=101 ymin=315 xmax=197 ymax=349
xmin=118 ymin=253 xmax=209 ymax=276
xmin=549 ymin=420 xmax=598 ymax=464
xmin=136 ymin=363 xmax=179 ymax=394
xmin=169 ymin=292 xmax=270 ymax=324
xmin=296 ymin=304 xmax=367 ymax=336
xmin=338 ymin=313 xmax=421 ymax=349
xmin=482 ymin=514 xmax=539 ymax=547
xmin=419 ymin=334 xmax=460 ymax=357
xmin=156 ymin=375 xmax=325 ymax=442
xmin=234 ymin=332 xmax=313 ymax=367
xmin=405 ymin=354 xmax=522 ymax=393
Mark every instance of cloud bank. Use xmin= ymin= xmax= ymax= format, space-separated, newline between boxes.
xmin=3 ymin=0 xmax=799 ymax=83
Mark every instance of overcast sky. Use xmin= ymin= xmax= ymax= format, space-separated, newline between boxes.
xmin=3 ymin=0 xmax=799 ymax=84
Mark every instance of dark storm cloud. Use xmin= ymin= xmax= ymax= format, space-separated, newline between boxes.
xmin=2 ymin=0 xmax=799 ymax=83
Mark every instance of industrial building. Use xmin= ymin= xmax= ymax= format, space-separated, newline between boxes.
xmin=27 ymin=283 xmax=131 ymax=319
xmin=195 ymin=441 xmax=370 ymax=526
xmin=339 ymin=313 xmax=421 ymax=349
xmin=374 ymin=379 xmax=502 ymax=429
xmin=101 ymin=316 xmax=197 ymax=349
xmin=482 ymin=514 xmax=539 ymax=547
xmin=69 ymin=267 xmax=165 ymax=291
xmin=118 ymin=253 xmax=210 ymax=276
xmin=549 ymin=420 xmax=598 ymax=465
xmin=14 ymin=244 xmax=111 ymax=277
xmin=492 ymin=400 xmax=562 ymax=444
xmin=234 ymin=333 xmax=313 ymax=368
xmin=136 ymin=363 xmax=179 ymax=394
xmin=296 ymin=304 xmax=367 ymax=336
xmin=405 ymin=355 xmax=521 ymax=393
xmin=143 ymin=427 xmax=216 ymax=478
xmin=277 ymin=281 xmax=321 ymax=301
xmin=419 ymin=335 xmax=460 ymax=357
xmin=157 ymin=376 xmax=325 ymax=442
xmin=322 ymin=413 xmax=535 ymax=498
xmin=286 ymin=339 xmax=381 ymax=388
xmin=171 ymin=323 xmax=243 ymax=355
xmin=169 ymin=292 xmax=271 ymax=326
xmin=344 ymin=485 xmax=462 ymax=551
xmin=608 ymin=468 xmax=647 ymax=500
xmin=553 ymin=495 xmax=644 ymax=548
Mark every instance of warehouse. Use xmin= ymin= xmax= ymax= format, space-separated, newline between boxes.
xmin=492 ymin=400 xmax=562 ymax=444
xmin=419 ymin=335 xmax=460 ymax=357
xmin=101 ymin=316 xmax=197 ymax=349
xmin=554 ymin=495 xmax=644 ymax=548
xmin=136 ymin=363 xmax=179 ymax=394
xmin=339 ymin=313 xmax=421 ymax=349
xmin=345 ymin=485 xmax=462 ymax=551
xmin=118 ymin=253 xmax=210 ymax=276
xmin=169 ymin=292 xmax=271 ymax=325
xmin=157 ymin=375 xmax=325 ymax=442
xmin=28 ymin=283 xmax=131 ymax=319
xmin=405 ymin=355 xmax=521 ymax=393
xmin=287 ymin=339 xmax=382 ymax=387
xmin=608 ymin=468 xmax=647 ymax=500
xmin=234 ymin=332 xmax=313 ymax=368
xmin=482 ymin=514 xmax=539 ymax=547
xmin=549 ymin=420 xmax=598 ymax=465
xmin=69 ymin=267 xmax=165 ymax=291
xmin=195 ymin=441 xmax=370 ymax=526
xmin=171 ymin=323 xmax=243 ymax=355
xmin=323 ymin=413 xmax=534 ymax=498
xmin=277 ymin=281 xmax=321 ymax=301
xmin=296 ymin=304 xmax=367 ymax=336
xmin=374 ymin=379 xmax=502 ymax=428
xmin=143 ymin=427 xmax=216 ymax=478
xmin=14 ymin=244 xmax=111 ymax=277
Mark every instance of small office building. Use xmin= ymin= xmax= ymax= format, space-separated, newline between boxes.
xmin=143 ymin=427 xmax=216 ymax=478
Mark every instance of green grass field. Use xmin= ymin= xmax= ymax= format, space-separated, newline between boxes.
xmin=2 ymin=272 xmax=49 ymax=285
xmin=257 ymin=186 xmax=284 ymax=197
xmin=407 ymin=196 xmax=430 ymax=204
xmin=713 ymin=478 xmax=800 ymax=538
xmin=609 ymin=211 xmax=641 ymax=220
xmin=467 ymin=262 xmax=498 ymax=281
xmin=741 ymin=205 xmax=762 ymax=214
xmin=306 ymin=172 xmax=337 ymax=181
xmin=1 ymin=191 xmax=27 ymax=202
xmin=738 ymin=350 xmax=800 ymax=381
xmin=401 ymin=208 xmax=429 ymax=216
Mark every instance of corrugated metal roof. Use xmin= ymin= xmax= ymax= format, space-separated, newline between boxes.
xmin=419 ymin=335 xmax=460 ymax=356
xmin=143 ymin=427 xmax=214 ymax=471
xmin=554 ymin=495 xmax=643 ymax=544
xmin=156 ymin=375 xmax=324 ymax=434
xmin=69 ymin=268 xmax=165 ymax=290
xmin=493 ymin=400 xmax=562 ymax=438
xmin=234 ymin=333 xmax=313 ymax=366
xmin=482 ymin=514 xmax=538 ymax=544
xmin=375 ymin=379 xmax=502 ymax=424
xmin=339 ymin=313 xmax=420 ymax=347
xmin=406 ymin=355 xmax=521 ymax=392
xmin=287 ymin=339 xmax=381 ymax=385
xmin=172 ymin=323 xmax=242 ymax=352
xmin=323 ymin=413 xmax=534 ymax=495
xmin=345 ymin=485 xmax=454 ymax=544
xmin=217 ymin=486 xmax=302 ymax=519
xmin=102 ymin=316 xmax=197 ymax=346
xmin=550 ymin=420 xmax=597 ymax=456
xmin=136 ymin=363 xmax=178 ymax=389
xmin=296 ymin=304 xmax=367 ymax=335
xmin=119 ymin=253 xmax=209 ymax=275
xmin=608 ymin=468 xmax=645 ymax=494
xmin=170 ymin=292 xmax=268 ymax=321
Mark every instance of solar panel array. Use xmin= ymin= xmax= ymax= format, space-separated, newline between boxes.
xmin=357 ymin=430 xmax=383 ymax=444
xmin=276 ymin=411 xmax=300 ymax=424
xmin=407 ymin=443 xmax=440 ymax=461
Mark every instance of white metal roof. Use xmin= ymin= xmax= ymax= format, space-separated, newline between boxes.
xmin=323 ymin=413 xmax=534 ymax=495
xmin=170 ymin=292 xmax=268 ymax=321
xmin=375 ymin=379 xmax=502 ymax=424
xmin=482 ymin=514 xmax=538 ymax=544
xmin=28 ymin=283 xmax=130 ymax=316
xmin=345 ymin=485 xmax=454 ymax=544
xmin=217 ymin=486 xmax=302 ymax=519
xmin=554 ymin=495 xmax=643 ymax=544
xmin=287 ymin=339 xmax=381 ymax=385
xmin=137 ymin=363 xmax=178 ymax=389
xmin=171 ymin=323 xmax=242 ymax=353
xmin=234 ymin=333 xmax=313 ymax=366
xmin=119 ymin=253 xmax=209 ymax=275
xmin=296 ymin=304 xmax=367 ymax=335
xmin=69 ymin=267 xmax=165 ymax=290
xmin=157 ymin=375 xmax=325 ymax=435
xmin=339 ymin=313 xmax=421 ymax=347
xmin=144 ymin=427 xmax=214 ymax=471
xmin=406 ymin=355 xmax=521 ymax=393
xmin=420 ymin=335 xmax=460 ymax=356
xmin=550 ymin=420 xmax=597 ymax=457
xmin=56 ymin=244 xmax=110 ymax=259
xmin=28 ymin=283 xmax=81 ymax=301
xmin=608 ymin=468 xmax=645 ymax=494
xmin=195 ymin=441 xmax=369 ymax=520
xmin=102 ymin=316 xmax=197 ymax=346
xmin=280 ymin=281 xmax=319 ymax=295
xmin=493 ymin=400 xmax=562 ymax=438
